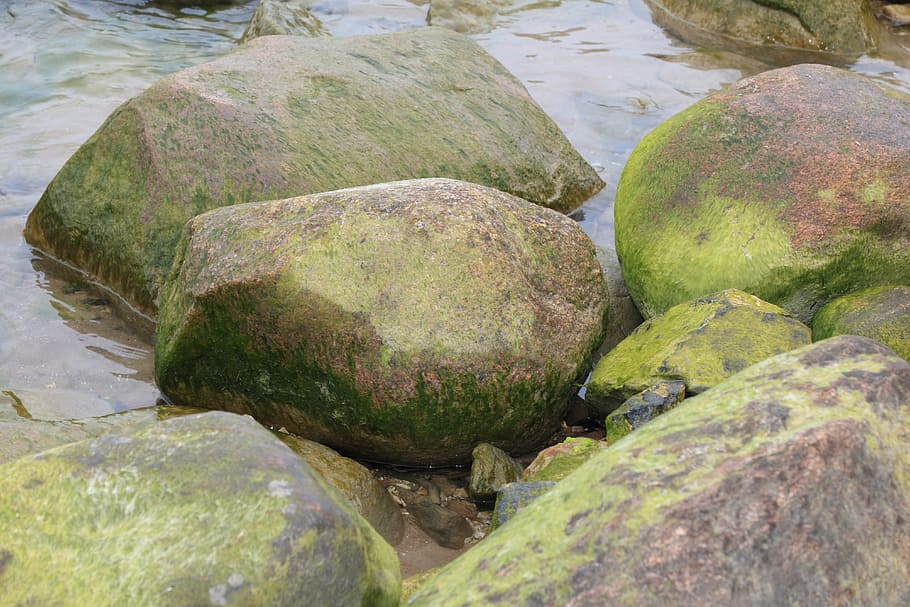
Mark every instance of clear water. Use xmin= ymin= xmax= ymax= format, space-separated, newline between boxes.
xmin=1 ymin=0 xmax=908 ymax=420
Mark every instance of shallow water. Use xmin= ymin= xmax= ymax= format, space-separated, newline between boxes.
xmin=1 ymin=0 xmax=908 ymax=420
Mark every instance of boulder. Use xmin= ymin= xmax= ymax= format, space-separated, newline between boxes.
xmin=490 ymin=481 xmax=556 ymax=531
xmin=0 ymin=411 xmax=400 ymax=606
xmin=603 ymin=379 xmax=686 ymax=444
xmin=586 ymin=289 xmax=811 ymax=412
xmin=278 ymin=434 xmax=405 ymax=545
xmin=468 ymin=443 xmax=523 ymax=501
xmin=644 ymin=0 xmax=877 ymax=53
xmin=406 ymin=336 xmax=910 ymax=606
xmin=521 ymin=436 xmax=607 ymax=482
xmin=24 ymin=27 xmax=603 ymax=315
xmin=615 ymin=64 xmax=910 ymax=322
xmin=239 ymin=0 xmax=327 ymax=41
xmin=812 ymin=285 xmax=910 ymax=361
xmin=155 ymin=179 xmax=609 ymax=466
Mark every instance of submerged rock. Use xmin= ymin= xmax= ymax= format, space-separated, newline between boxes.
xmin=0 ymin=411 xmax=400 ymax=606
xmin=428 ymin=0 xmax=513 ymax=34
xmin=812 ymin=285 xmax=910 ymax=361
xmin=586 ymin=289 xmax=810 ymax=412
xmin=155 ymin=179 xmax=609 ymax=466
xmin=615 ymin=64 xmax=910 ymax=322
xmin=279 ymin=433 xmax=405 ymax=545
xmin=25 ymin=27 xmax=603 ymax=315
xmin=239 ymin=0 xmax=327 ymax=41
xmin=644 ymin=0 xmax=877 ymax=53
xmin=407 ymin=336 xmax=910 ymax=606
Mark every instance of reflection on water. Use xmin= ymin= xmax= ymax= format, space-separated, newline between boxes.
xmin=1 ymin=0 xmax=908 ymax=420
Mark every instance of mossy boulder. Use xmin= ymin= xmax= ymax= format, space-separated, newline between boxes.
xmin=155 ymin=178 xmax=609 ymax=466
xmin=239 ymin=0 xmax=327 ymax=41
xmin=406 ymin=336 xmax=910 ymax=606
xmin=586 ymin=289 xmax=811 ymax=413
xmin=24 ymin=27 xmax=603 ymax=315
xmin=615 ymin=64 xmax=910 ymax=322
xmin=644 ymin=0 xmax=877 ymax=53
xmin=812 ymin=285 xmax=910 ymax=361
xmin=0 ymin=411 xmax=400 ymax=606
xmin=279 ymin=434 xmax=405 ymax=545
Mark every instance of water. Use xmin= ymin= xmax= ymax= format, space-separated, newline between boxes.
xmin=1 ymin=0 xmax=908 ymax=421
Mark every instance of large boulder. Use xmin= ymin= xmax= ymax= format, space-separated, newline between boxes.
xmin=0 ymin=411 xmax=400 ymax=606
xmin=586 ymin=289 xmax=811 ymax=412
xmin=24 ymin=27 xmax=603 ymax=315
xmin=615 ymin=64 xmax=910 ymax=322
xmin=644 ymin=0 xmax=878 ymax=54
xmin=406 ymin=336 xmax=910 ymax=606
xmin=155 ymin=178 xmax=609 ymax=466
xmin=812 ymin=285 xmax=910 ymax=361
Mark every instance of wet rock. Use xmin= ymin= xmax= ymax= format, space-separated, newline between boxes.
xmin=522 ymin=437 xmax=607 ymax=482
xmin=428 ymin=0 xmax=514 ymax=34
xmin=0 ymin=411 xmax=400 ymax=606
xmin=596 ymin=245 xmax=645 ymax=353
xmin=883 ymin=4 xmax=910 ymax=26
xmin=812 ymin=285 xmax=910 ymax=361
xmin=615 ymin=64 xmax=910 ymax=322
xmin=407 ymin=336 xmax=910 ymax=606
xmin=490 ymin=481 xmax=557 ymax=531
xmin=278 ymin=434 xmax=405 ymax=545
xmin=396 ymin=488 xmax=474 ymax=550
xmin=603 ymin=380 xmax=686 ymax=444
xmin=155 ymin=178 xmax=608 ymax=466
xmin=24 ymin=27 xmax=603 ymax=315
xmin=586 ymin=289 xmax=811 ymax=413
xmin=239 ymin=0 xmax=327 ymax=41
xmin=644 ymin=0 xmax=877 ymax=53
xmin=468 ymin=443 xmax=523 ymax=501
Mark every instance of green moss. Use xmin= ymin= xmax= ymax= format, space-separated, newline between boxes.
xmin=406 ymin=337 xmax=910 ymax=605
xmin=523 ymin=437 xmax=607 ymax=482
xmin=813 ymin=285 xmax=910 ymax=361
xmin=0 ymin=413 xmax=401 ymax=606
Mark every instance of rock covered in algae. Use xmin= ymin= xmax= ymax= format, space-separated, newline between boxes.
xmin=406 ymin=336 xmax=910 ymax=606
xmin=521 ymin=436 xmax=607 ymax=482
xmin=615 ymin=64 xmax=910 ymax=322
xmin=278 ymin=433 xmax=405 ymax=545
xmin=24 ymin=27 xmax=603 ymax=315
xmin=644 ymin=0 xmax=877 ymax=54
xmin=468 ymin=443 xmax=523 ymax=501
xmin=586 ymin=289 xmax=810 ymax=413
xmin=0 ymin=411 xmax=401 ymax=607
xmin=155 ymin=178 xmax=609 ymax=466
xmin=603 ymin=379 xmax=686 ymax=444
xmin=812 ymin=285 xmax=910 ymax=361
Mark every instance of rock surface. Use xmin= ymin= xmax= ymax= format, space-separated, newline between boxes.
xmin=490 ymin=481 xmax=556 ymax=531
xmin=25 ymin=27 xmax=603 ymax=314
xmin=155 ymin=179 xmax=609 ymax=466
xmin=468 ymin=443 xmax=523 ymax=501
xmin=522 ymin=437 xmax=607 ymax=482
xmin=0 ymin=411 xmax=400 ymax=606
xmin=586 ymin=289 xmax=810 ymax=412
xmin=615 ymin=64 xmax=910 ymax=322
xmin=278 ymin=433 xmax=405 ymax=545
xmin=644 ymin=0 xmax=877 ymax=53
xmin=603 ymin=379 xmax=686 ymax=444
xmin=812 ymin=285 xmax=910 ymax=361
xmin=239 ymin=0 xmax=327 ymax=41
xmin=406 ymin=336 xmax=910 ymax=606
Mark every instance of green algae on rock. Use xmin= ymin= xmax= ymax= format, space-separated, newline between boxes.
xmin=586 ymin=289 xmax=810 ymax=413
xmin=0 ymin=411 xmax=400 ymax=607
xmin=468 ymin=443 xmax=523 ymax=501
xmin=405 ymin=336 xmax=910 ymax=606
xmin=278 ymin=433 xmax=405 ymax=545
xmin=602 ymin=379 xmax=686 ymax=444
xmin=615 ymin=64 xmax=910 ymax=322
xmin=644 ymin=0 xmax=878 ymax=54
xmin=155 ymin=178 xmax=609 ymax=466
xmin=521 ymin=436 xmax=607 ymax=482
xmin=812 ymin=285 xmax=910 ymax=361
xmin=24 ymin=27 xmax=603 ymax=315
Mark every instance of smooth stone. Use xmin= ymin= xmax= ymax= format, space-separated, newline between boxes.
xmin=467 ymin=443 xmax=523 ymax=501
